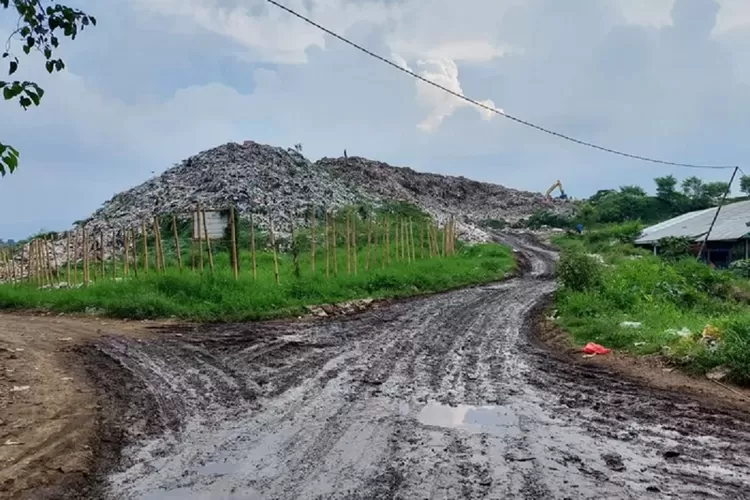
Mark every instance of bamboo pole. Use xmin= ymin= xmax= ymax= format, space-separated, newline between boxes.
xmin=386 ymin=215 xmax=392 ymax=265
xmin=332 ymin=212 xmax=338 ymax=277
xmin=269 ymin=214 xmax=280 ymax=285
xmin=65 ymin=232 xmax=71 ymax=284
xmin=196 ymin=207 xmax=204 ymax=274
xmin=376 ymin=217 xmax=384 ymax=269
xmin=290 ymin=214 xmax=300 ymax=278
xmin=250 ymin=213 xmax=257 ymax=281
xmin=410 ymin=219 xmax=416 ymax=262
xmin=142 ymin=221 xmax=149 ymax=274
xmin=130 ymin=229 xmax=139 ymax=278
xmin=46 ymin=238 xmax=53 ymax=285
xmin=366 ymin=217 xmax=373 ymax=271
xmin=420 ymin=221 xmax=425 ymax=259
xmin=124 ymin=229 xmax=130 ymax=277
xmin=83 ymin=229 xmax=89 ymax=285
xmin=230 ymin=206 xmax=238 ymax=280
xmin=99 ymin=231 xmax=105 ymax=280
xmin=310 ymin=208 xmax=316 ymax=275
xmin=352 ymin=213 xmax=358 ymax=276
xmin=394 ymin=216 xmax=400 ymax=262
xmin=112 ymin=230 xmax=117 ymax=279
xmin=324 ymin=211 xmax=330 ymax=279
xmin=345 ymin=212 xmax=351 ymax=276
xmin=172 ymin=215 xmax=183 ymax=272
xmin=48 ymin=236 xmax=59 ymax=284
xmin=202 ymin=210 xmax=214 ymax=275
xmin=402 ymin=219 xmax=408 ymax=263
xmin=158 ymin=219 xmax=166 ymax=272
xmin=153 ymin=217 xmax=164 ymax=273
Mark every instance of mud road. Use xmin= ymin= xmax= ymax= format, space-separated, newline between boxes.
xmin=80 ymin=233 xmax=750 ymax=499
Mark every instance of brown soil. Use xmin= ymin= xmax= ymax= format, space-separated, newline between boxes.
xmin=534 ymin=301 xmax=750 ymax=412
xmin=0 ymin=313 xmax=162 ymax=499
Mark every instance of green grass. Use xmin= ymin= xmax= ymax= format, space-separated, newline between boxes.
xmin=0 ymin=244 xmax=515 ymax=322
xmin=553 ymin=226 xmax=750 ymax=384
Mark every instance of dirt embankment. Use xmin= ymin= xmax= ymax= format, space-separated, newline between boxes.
xmin=2 ymin=233 xmax=750 ymax=499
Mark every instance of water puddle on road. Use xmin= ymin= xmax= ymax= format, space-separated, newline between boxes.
xmin=417 ymin=402 xmax=520 ymax=436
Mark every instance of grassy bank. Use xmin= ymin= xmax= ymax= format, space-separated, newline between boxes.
xmin=0 ymin=244 xmax=514 ymax=322
xmin=553 ymin=225 xmax=750 ymax=384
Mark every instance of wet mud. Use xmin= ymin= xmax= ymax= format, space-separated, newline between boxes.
xmin=79 ymin=233 xmax=750 ymax=499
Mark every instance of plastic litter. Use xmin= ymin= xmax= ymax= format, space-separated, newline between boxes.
xmin=620 ymin=321 xmax=642 ymax=329
xmin=583 ymin=343 xmax=611 ymax=355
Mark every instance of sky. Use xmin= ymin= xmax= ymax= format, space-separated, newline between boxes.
xmin=1 ymin=0 xmax=750 ymax=239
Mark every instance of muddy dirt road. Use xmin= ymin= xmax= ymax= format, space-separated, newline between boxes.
xmin=81 ymin=233 xmax=750 ymax=499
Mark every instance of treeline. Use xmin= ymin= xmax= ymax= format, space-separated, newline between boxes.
xmin=527 ymin=174 xmax=750 ymax=229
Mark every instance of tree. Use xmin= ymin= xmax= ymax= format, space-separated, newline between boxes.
xmin=1 ymin=1 xmax=96 ymax=176
xmin=654 ymin=175 xmax=678 ymax=200
xmin=619 ymin=185 xmax=646 ymax=197
xmin=681 ymin=176 xmax=706 ymax=200
xmin=703 ymin=182 xmax=730 ymax=205
xmin=740 ymin=175 xmax=750 ymax=196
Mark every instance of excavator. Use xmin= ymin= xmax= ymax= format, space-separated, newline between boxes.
xmin=545 ymin=180 xmax=569 ymax=200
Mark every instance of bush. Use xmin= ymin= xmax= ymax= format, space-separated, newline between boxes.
xmin=557 ymin=251 xmax=603 ymax=292
xmin=526 ymin=211 xmax=575 ymax=230
xmin=658 ymin=236 xmax=692 ymax=260
xmin=730 ymin=259 xmax=750 ymax=279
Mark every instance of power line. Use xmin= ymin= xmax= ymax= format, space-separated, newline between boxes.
xmin=266 ymin=0 xmax=737 ymax=171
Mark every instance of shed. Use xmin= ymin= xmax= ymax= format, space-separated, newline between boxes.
xmin=634 ymin=200 xmax=750 ymax=267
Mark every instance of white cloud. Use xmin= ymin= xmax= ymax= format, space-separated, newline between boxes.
xmin=393 ymin=55 xmax=500 ymax=132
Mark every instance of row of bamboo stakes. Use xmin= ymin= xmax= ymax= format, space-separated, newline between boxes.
xmin=0 ymin=207 xmax=458 ymax=287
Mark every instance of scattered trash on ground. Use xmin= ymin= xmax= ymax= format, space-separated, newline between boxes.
xmin=582 ymin=343 xmax=611 ymax=355
xmin=3 ymin=439 xmax=23 ymax=446
xmin=634 ymin=342 xmax=647 ymax=347
xmin=706 ymin=365 xmax=730 ymax=382
xmin=665 ymin=327 xmax=692 ymax=338
xmin=620 ymin=321 xmax=642 ymax=329
xmin=11 ymin=385 xmax=30 ymax=392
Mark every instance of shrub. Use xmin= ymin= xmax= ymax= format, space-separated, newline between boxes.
xmin=658 ymin=236 xmax=692 ymax=260
xmin=730 ymin=259 xmax=750 ymax=279
xmin=557 ymin=251 xmax=603 ymax=292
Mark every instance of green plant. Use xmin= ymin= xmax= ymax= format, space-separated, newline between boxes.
xmin=730 ymin=259 xmax=750 ymax=278
xmin=658 ymin=236 xmax=693 ymax=260
xmin=557 ymin=250 xmax=603 ymax=292
xmin=1 ymin=1 xmax=97 ymax=175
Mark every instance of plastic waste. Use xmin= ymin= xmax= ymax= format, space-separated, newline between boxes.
xmin=582 ymin=343 xmax=611 ymax=355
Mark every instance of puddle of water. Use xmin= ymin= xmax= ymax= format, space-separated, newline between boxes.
xmin=417 ymin=402 xmax=520 ymax=436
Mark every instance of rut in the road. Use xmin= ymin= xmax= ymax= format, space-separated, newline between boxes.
xmin=79 ymin=234 xmax=750 ymax=500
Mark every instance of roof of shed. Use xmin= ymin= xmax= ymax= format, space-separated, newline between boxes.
xmin=635 ymin=199 xmax=750 ymax=245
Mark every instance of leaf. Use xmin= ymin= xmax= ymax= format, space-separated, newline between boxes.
xmin=19 ymin=96 xmax=32 ymax=108
xmin=51 ymin=36 xmax=59 ymax=48
xmin=26 ymin=37 xmax=34 ymax=48
xmin=22 ymin=45 xmax=31 ymax=55
xmin=45 ymin=61 xmax=54 ymax=73
xmin=25 ymin=90 xmax=40 ymax=106
xmin=9 ymin=60 xmax=17 ymax=75
xmin=44 ymin=48 xmax=51 ymax=59
xmin=90 ymin=16 xmax=97 ymax=26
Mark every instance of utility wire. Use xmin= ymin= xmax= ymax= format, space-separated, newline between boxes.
xmin=266 ymin=0 xmax=737 ymax=170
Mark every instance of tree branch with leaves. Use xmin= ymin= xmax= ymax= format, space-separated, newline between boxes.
xmin=0 ymin=0 xmax=95 ymax=175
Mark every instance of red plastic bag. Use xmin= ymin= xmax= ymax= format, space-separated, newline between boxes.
xmin=582 ymin=342 xmax=611 ymax=355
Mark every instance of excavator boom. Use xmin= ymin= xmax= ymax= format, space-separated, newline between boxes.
xmin=545 ymin=180 xmax=568 ymax=200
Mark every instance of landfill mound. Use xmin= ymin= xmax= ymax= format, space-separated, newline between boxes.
xmin=89 ymin=141 xmax=564 ymax=230
xmin=317 ymin=155 xmax=561 ymax=224
xmin=89 ymin=141 xmax=363 ymax=230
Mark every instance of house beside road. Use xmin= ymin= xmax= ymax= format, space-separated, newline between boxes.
xmin=635 ymin=199 xmax=750 ymax=268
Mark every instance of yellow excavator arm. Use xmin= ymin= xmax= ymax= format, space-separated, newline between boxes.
xmin=545 ymin=180 xmax=568 ymax=200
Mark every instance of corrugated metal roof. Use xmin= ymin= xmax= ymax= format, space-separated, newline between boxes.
xmin=635 ymin=200 xmax=750 ymax=245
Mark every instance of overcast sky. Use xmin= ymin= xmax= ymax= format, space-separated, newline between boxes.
xmin=1 ymin=0 xmax=749 ymax=238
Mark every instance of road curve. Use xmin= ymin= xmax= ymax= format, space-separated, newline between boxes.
xmin=83 ymin=233 xmax=750 ymax=500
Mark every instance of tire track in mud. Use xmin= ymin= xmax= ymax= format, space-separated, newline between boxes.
xmin=79 ymin=232 xmax=750 ymax=500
